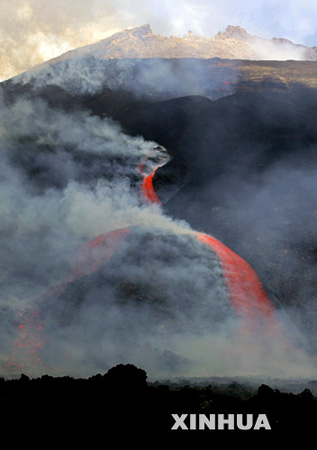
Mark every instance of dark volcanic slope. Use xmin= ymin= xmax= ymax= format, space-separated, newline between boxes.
xmin=6 ymin=57 xmax=317 ymax=103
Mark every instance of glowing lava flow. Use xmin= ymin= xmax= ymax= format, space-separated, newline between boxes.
xmin=138 ymin=148 xmax=164 ymax=205
xmin=138 ymin=148 xmax=281 ymax=336
xmin=6 ymin=228 xmax=130 ymax=373
xmin=5 ymin=309 xmax=45 ymax=374
xmin=196 ymin=233 xmax=280 ymax=335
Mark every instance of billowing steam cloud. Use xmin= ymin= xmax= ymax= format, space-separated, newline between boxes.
xmin=2 ymin=0 xmax=317 ymax=81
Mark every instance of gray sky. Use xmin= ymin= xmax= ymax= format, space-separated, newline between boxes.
xmin=1 ymin=0 xmax=317 ymax=80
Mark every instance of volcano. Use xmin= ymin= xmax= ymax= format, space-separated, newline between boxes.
xmin=1 ymin=25 xmax=316 ymax=378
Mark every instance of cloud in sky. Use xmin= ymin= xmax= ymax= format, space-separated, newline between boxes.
xmin=1 ymin=1 xmax=317 ymax=80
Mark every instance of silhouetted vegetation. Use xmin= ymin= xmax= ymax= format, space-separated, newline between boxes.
xmin=0 ymin=364 xmax=315 ymax=439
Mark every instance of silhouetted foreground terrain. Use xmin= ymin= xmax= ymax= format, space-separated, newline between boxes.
xmin=0 ymin=364 xmax=315 ymax=439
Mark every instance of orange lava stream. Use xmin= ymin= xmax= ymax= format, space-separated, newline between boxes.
xmin=138 ymin=149 xmax=162 ymax=205
xmin=139 ymin=148 xmax=282 ymax=337
xmin=5 ymin=309 xmax=45 ymax=374
xmin=196 ymin=233 xmax=281 ymax=336
xmin=6 ymin=229 xmax=130 ymax=373
xmin=141 ymin=170 xmax=161 ymax=205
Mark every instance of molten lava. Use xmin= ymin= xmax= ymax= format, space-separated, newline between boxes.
xmin=196 ymin=233 xmax=281 ymax=335
xmin=7 ymin=228 xmax=130 ymax=373
xmin=138 ymin=148 xmax=280 ymax=336
xmin=138 ymin=148 xmax=162 ymax=205
xmin=5 ymin=307 xmax=45 ymax=373
xmin=141 ymin=170 xmax=161 ymax=205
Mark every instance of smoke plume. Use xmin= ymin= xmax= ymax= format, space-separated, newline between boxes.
xmin=12 ymin=57 xmax=236 ymax=100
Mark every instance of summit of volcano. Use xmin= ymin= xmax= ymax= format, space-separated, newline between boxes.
xmin=26 ymin=24 xmax=317 ymax=64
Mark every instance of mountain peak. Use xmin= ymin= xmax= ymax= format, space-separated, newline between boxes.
xmin=224 ymin=25 xmax=247 ymax=35
xmin=126 ymin=24 xmax=153 ymax=38
xmin=215 ymin=25 xmax=248 ymax=40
